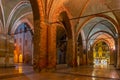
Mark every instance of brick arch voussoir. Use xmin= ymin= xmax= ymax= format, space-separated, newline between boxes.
xmin=51 ymin=6 xmax=73 ymax=39
xmin=11 ymin=18 xmax=34 ymax=34
xmin=29 ymin=0 xmax=45 ymax=21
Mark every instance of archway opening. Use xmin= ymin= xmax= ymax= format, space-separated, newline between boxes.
xmin=56 ymin=25 xmax=67 ymax=64
xmin=14 ymin=23 xmax=33 ymax=64
xmin=93 ymin=41 xmax=110 ymax=65
xmin=78 ymin=17 xmax=117 ymax=67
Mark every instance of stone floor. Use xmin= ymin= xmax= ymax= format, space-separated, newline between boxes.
xmin=0 ymin=63 xmax=120 ymax=80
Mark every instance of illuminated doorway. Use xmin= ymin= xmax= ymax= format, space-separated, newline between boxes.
xmin=93 ymin=41 xmax=110 ymax=65
xmin=19 ymin=54 xmax=23 ymax=63
xmin=14 ymin=23 xmax=33 ymax=64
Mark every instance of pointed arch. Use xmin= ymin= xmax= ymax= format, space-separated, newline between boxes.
xmin=6 ymin=1 xmax=31 ymax=33
xmin=10 ymin=18 xmax=33 ymax=35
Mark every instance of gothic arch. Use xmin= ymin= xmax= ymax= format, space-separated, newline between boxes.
xmin=57 ymin=11 xmax=76 ymax=66
xmin=10 ymin=18 xmax=33 ymax=34
xmin=59 ymin=11 xmax=73 ymax=39
xmin=6 ymin=1 xmax=30 ymax=32
xmin=92 ymin=39 xmax=111 ymax=50
xmin=76 ymin=14 xmax=119 ymax=38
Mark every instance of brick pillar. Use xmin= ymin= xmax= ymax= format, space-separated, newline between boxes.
xmin=66 ymin=39 xmax=76 ymax=67
xmin=47 ymin=24 xmax=57 ymax=69
xmin=33 ymin=20 xmax=47 ymax=71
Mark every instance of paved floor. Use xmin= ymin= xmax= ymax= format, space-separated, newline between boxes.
xmin=0 ymin=63 xmax=120 ymax=80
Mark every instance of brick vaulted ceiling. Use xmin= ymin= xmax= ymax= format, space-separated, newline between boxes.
xmin=43 ymin=0 xmax=119 ymax=44
xmin=41 ymin=0 xmax=120 ymax=31
xmin=0 ymin=0 xmax=120 ymax=42
xmin=46 ymin=0 xmax=120 ymax=22
xmin=39 ymin=0 xmax=120 ymax=49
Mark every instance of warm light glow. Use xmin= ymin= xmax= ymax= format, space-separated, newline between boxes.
xmin=77 ymin=56 xmax=80 ymax=66
xmin=19 ymin=54 xmax=23 ymax=63
xmin=92 ymin=70 xmax=96 ymax=76
xmin=18 ymin=66 xmax=23 ymax=73
xmin=14 ymin=50 xmax=18 ymax=63
xmin=113 ymin=46 xmax=115 ymax=50
xmin=14 ymin=43 xmax=16 ymax=46
xmin=14 ymin=43 xmax=23 ymax=63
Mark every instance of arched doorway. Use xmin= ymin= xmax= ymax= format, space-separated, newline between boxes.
xmin=57 ymin=11 xmax=75 ymax=67
xmin=14 ymin=23 xmax=33 ymax=64
xmin=56 ymin=25 xmax=67 ymax=64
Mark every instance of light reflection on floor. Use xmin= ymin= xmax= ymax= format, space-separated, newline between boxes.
xmin=93 ymin=59 xmax=109 ymax=69
xmin=18 ymin=66 xmax=23 ymax=73
xmin=0 ymin=63 xmax=120 ymax=80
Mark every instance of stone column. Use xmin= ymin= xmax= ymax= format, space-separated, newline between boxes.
xmin=82 ymin=49 xmax=87 ymax=65
xmin=79 ymin=45 xmax=84 ymax=65
xmin=114 ymin=40 xmax=117 ymax=67
xmin=76 ymin=42 xmax=80 ymax=66
xmin=33 ymin=20 xmax=48 ymax=71
xmin=110 ymin=49 xmax=114 ymax=65
xmin=117 ymin=38 xmax=120 ymax=69
xmin=88 ymin=47 xmax=93 ymax=65
xmin=47 ymin=24 xmax=57 ymax=70
xmin=66 ymin=38 xmax=76 ymax=67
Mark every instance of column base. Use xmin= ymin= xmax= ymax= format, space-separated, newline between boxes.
xmin=116 ymin=65 xmax=120 ymax=69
